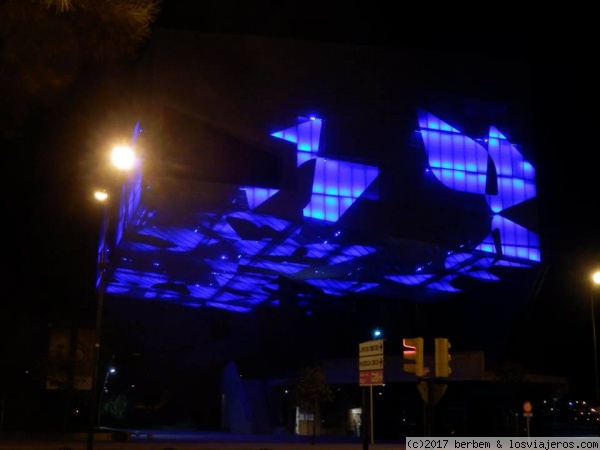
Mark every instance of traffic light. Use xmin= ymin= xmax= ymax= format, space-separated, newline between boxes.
xmin=435 ymin=337 xmax=451 ymax=378
xmin=403 ymin=337 xmax=424 ymax=377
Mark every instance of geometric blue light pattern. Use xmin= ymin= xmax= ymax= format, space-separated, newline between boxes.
xmin=417 ymin=109 xmax=540 ymax=263
xmin=97 ymin=121 xmax=143 ymax=288
xmin=486 ymin=126 xmax=536 ymax=213
xmin=418 ymin=111 xmax=488 ymax=194
xmin=269 ymin=116 xmax=380 ymax=222
xmin=100 ymin=110 xmax=541 ymax=313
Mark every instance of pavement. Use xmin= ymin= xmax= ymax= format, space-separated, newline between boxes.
xmin=0 ymin=429 xmax=407 ymax=450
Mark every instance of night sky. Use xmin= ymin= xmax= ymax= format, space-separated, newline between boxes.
xmin=1 ymin=1 xmax=598 ymax=405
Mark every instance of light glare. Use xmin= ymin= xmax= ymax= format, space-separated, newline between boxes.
xmin=94 ymin=191 xmax=108 ymax=202
xmin=111 ymin=145 xmax=135 ymax=170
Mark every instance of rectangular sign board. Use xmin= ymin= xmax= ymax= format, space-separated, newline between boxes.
xmin=358 ymin=339 xmax=384 ymax=357
xmin=359 ymin=369 xmax=384 ymax=386
xmin=359 ymin=339 xmax=384 ymax=385
xmin=359 ymin=354 xmax=384 ymax=371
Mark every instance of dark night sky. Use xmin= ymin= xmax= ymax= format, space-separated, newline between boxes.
xmin=1 ymin=2 xmax=598 ymax=400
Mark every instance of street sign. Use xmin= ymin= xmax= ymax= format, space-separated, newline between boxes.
xmin=359 ymin=339 xmax=384 ymax=385
xmin=359 ymin=355 xmax=384 ymax=371
xmin=359 ymin=339 xmax=384 ymax=357
xmin=360 ymin=370 xmax=384 ymax=386
xmin=417 ymin=381 xmax=447 ymax=405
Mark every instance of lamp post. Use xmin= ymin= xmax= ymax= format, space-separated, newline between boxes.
xmin=98 ymin=367 xmax=116 ymax=427
xmin=87 ymin=145 xmax=135 ymax=450
xmin=591 ymin=270 xmax=600 ymax=435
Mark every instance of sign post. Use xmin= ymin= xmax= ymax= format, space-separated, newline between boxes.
xmin=359 ymin=339 xmax=384 ymax=448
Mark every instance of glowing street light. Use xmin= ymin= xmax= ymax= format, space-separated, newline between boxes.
xmin=87 ymin=145 xmax=135 ymax=450
xmin=103 ymin=367 xmax=116 ymax=394
xmin=110 ymin=145 xmax=136 ymax=171
xmin=98 ymin=366 xmax=117 ymax=427
xmin=94 ymin=190 xmax=108 ymax=202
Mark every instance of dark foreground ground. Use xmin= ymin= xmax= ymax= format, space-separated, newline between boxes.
xmin=0 ymin=429 xmax=406 ymax=450
xmin=1 ymin=425 xmax=596 ymax=450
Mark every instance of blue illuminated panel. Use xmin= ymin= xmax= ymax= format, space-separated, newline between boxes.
xmin=427 ymin=276 xmax=462 ymax=293
xmin=384 ymin=274 xmax=434 ymax=286
xmin=241 ymin=187 xmax=280 ymax=209
xmin=443 ymin=252 xmax=474 ymax=269
xmin=418 ymin=110 xmax=488 ymax=194
xmin=304 ymin=158 xmax=379 ymax=221
xmin=115 ymin=122 xmax=143 ymax=247
xmin=477 ymin=215 xmax=541 ymax=261
xmin=103 ymin=109 xmax=541 ymax=312
xmin=305 ymin=243 xmax=341 ymax=258
xmin=95 ymin=207 xmax=108 ymax=289
xmin=460 ymin=270 xmax=500 ymax=281
xmin=418 ymin=110 xmax=540 ymax=264
xmin=99 ymin=122 xmax=142 ymax=287
xmin=486 ymin=126 xmax=536 ymax=213
xmin=270 ymin=116 xmax=380 ymax=222
xmin=271 ymin=116 xmax=322 ymax=157
xmin=304 ymin=279 xmax=379 ymax=295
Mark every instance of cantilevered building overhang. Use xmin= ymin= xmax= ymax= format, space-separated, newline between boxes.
xmin=97 ymin=32 xmax=541 ymax=319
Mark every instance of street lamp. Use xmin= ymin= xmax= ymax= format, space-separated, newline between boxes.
xmin=591 ymin=270 xmax=600 ymax=435
xmin=98 ymin=367 xmax=116 ymax=427
xmin=87 ymin=145 xmax=135 ymax=450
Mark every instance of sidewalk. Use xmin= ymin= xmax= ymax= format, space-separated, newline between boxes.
xmin=0 ymin=430 xmax=406 ymax=450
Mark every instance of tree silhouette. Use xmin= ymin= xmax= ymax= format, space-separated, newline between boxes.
xmin=292 ymin=365 xmax=333 ymax=445
xmin=0 ymin=0 xmax=161 ymax=138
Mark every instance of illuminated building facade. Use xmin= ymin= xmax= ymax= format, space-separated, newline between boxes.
xmin=97 ymin=32 xmax=542 ymax=394
xmin=105 ymin=109 xmax=539 ymax=312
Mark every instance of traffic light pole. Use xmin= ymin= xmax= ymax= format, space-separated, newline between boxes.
xmin=428 ymin=379 xmax=434 ymax=436
xmin=418 ymin=378 xmax=448 ymax=436
xmin=420 ymin=380 xmax=431 ymax=437
xmin=404 ymin=337 xmax=451 ymax=436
